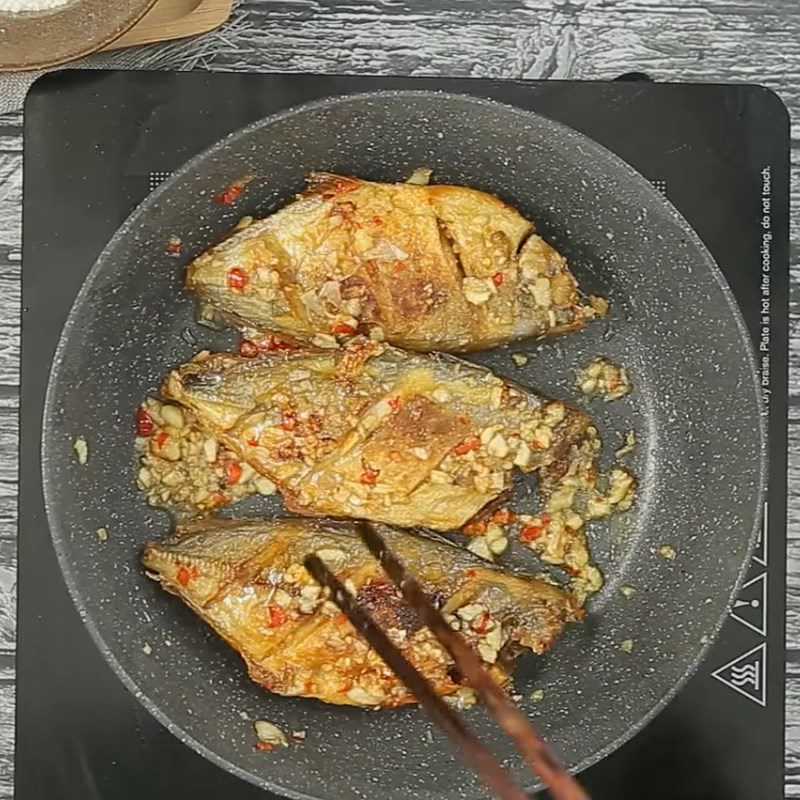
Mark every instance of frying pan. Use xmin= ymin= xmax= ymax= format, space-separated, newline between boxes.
xmin=41 ymin=91 xmax=765 ymax=800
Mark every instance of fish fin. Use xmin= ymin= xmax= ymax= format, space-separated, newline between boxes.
xmin=304 ymin=172 xmax=363 ymax=198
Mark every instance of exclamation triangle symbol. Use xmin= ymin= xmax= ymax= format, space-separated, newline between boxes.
xmin=712 ymin=643 xmax=767 ymax=707
xmin=730 ymin=572 xmax=767 ymax=635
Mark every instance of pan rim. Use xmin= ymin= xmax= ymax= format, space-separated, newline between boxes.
xmin=41 ymin=87 xmax=768 ymax=798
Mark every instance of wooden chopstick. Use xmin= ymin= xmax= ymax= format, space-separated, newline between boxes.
xmin=355 ymin=522 xmax=590 ymax=800
xmin=304 ymin=553 xmax=531 ymax=800
xmin=305 ymin=523 xmax=590 ymax=800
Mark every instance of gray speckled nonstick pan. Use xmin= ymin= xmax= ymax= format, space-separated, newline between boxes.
xmin=41 ymin=91 xmax=765 ymax=800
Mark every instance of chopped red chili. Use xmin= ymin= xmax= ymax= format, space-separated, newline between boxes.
xmin=215 ymin=182 xmax=245 ymax=205
xmin=247 ymin=436 xmax=260 ymax=447
xmin=227 ymin=268 xmax=248 ymax=292
xmin=519 ymin=524 xmax=544 ymax=543
xmin=462 ymin=520 xmax=488 ymax=536
xmin=176 ymin=565 xmax=196 ymax=586
xmin=360 ymin=466 xmax=379 ymax=486
xmin=491 ymin=271 xmax=504 ymax=286
xmin=388 ymin=396 xmax=401 ymax=410
xmin=255 ymin=741 xmax=275 ymax=752
xmin=491 ymin=508 xmax=516 ymax=524
xmin=331 ymin=321 xmax=356 ymax=335
xmin=474 ymin=612 xmax=491 ymax=634
xmin=136 ymin=408 xmax=154 ymax=437
xmin=223 ymin=461 xmax=242 ymax=485
xmin=238 ymin=339 xmax=259 ymax=358
xmin=520 ymin=513 xmax=550 ymax=543
xmin=154 ymin=430 xmax=169 ymax=449
xmin=451 ymin=436 xmax=481 ymax=456
xmin=266 ymin=606 xmax=287 ymax=627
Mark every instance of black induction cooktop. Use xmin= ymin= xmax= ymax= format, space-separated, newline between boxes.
xmin=17 ymin=71 xmax=789 ymax=800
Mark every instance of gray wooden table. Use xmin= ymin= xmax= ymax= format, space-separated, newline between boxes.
xmin=0 ymin=0 xmax=798 ymax=796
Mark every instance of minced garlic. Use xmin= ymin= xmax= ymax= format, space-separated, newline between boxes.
xmin=577 ymin=356 xmax=631 ymax=401
xmin=659 ymin=545 xmax=677 ymax=561
xmin=73 ymin=436 xmax=88 ymax=465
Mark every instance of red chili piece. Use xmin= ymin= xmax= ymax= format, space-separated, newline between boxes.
xmin=224 ymin=461 xmax=242 ymax=485
xmin=136 ymin=408 xmax=154 ymax=437
xmin=331 ymin=322 xmax=356 ymax=335
xmin=491 ymin=508 xmax=516 ymax=524
xmin=519 ymin=524 xmax=544 ymax=543
xmin=474 ymin=613 xmax=491 ymax=634
xmin=176 ymin=566 xmax=195 ymax=586
xmin=227 ymin=268 xmax=248 ymax=292
xmin=360 ymin=466 xmax=379 ymax=486
xmin=266 ymin=606 xmax=287 ymax=627
xmin=451 ymin=436 xmax=481 ymax=456
xmin=491 ymin=271 xmax=504 ymax=286
xmin=215 ymin=183 xmax=244 ymax=205
xmin=520 ymin=513 xmax=551 ymax=543
xmin=462 ymin=520 xmax=488 ymax=537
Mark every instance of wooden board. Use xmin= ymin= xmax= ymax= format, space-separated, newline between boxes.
xmin=103 ymin=0 xmax=232 ymax=50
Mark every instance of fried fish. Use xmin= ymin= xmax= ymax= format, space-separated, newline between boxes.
xmin=142 ymin=518 xmax=581 ymax=708
xmin=186 ymin=173 xmax=602 ymax=352
xmin=161 ymin=340 xmax=590 ymax=529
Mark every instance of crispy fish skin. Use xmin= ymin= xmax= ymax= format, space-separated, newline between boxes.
xmin=142 ymin=518 xmax=581 ymax=708
xmin=163 ymin=340 xmax=590 ymax=530
xmin=186 ymin=173 xmax=596 ymax=352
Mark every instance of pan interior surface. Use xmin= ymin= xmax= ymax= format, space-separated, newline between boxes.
xmin=41 ymin=91 xmax=764 ymax=800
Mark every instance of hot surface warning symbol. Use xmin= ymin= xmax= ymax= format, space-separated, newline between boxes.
xmin=730 ymin=572 xmax=767 ymax=635
xmin=712 ymin=642 xmax=767 ymax=707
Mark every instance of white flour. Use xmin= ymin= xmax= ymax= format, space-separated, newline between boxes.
xmin=0 ymin=0 xmax=71 ymax=12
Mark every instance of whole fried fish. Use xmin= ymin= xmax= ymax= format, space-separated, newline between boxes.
xmin=142 ymin=518 xmax=581 ymax=708
xmin=186 ymin=173 xmax=602 ymax=352
xmin=162 ymin=340 xmax=590 ymax=530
